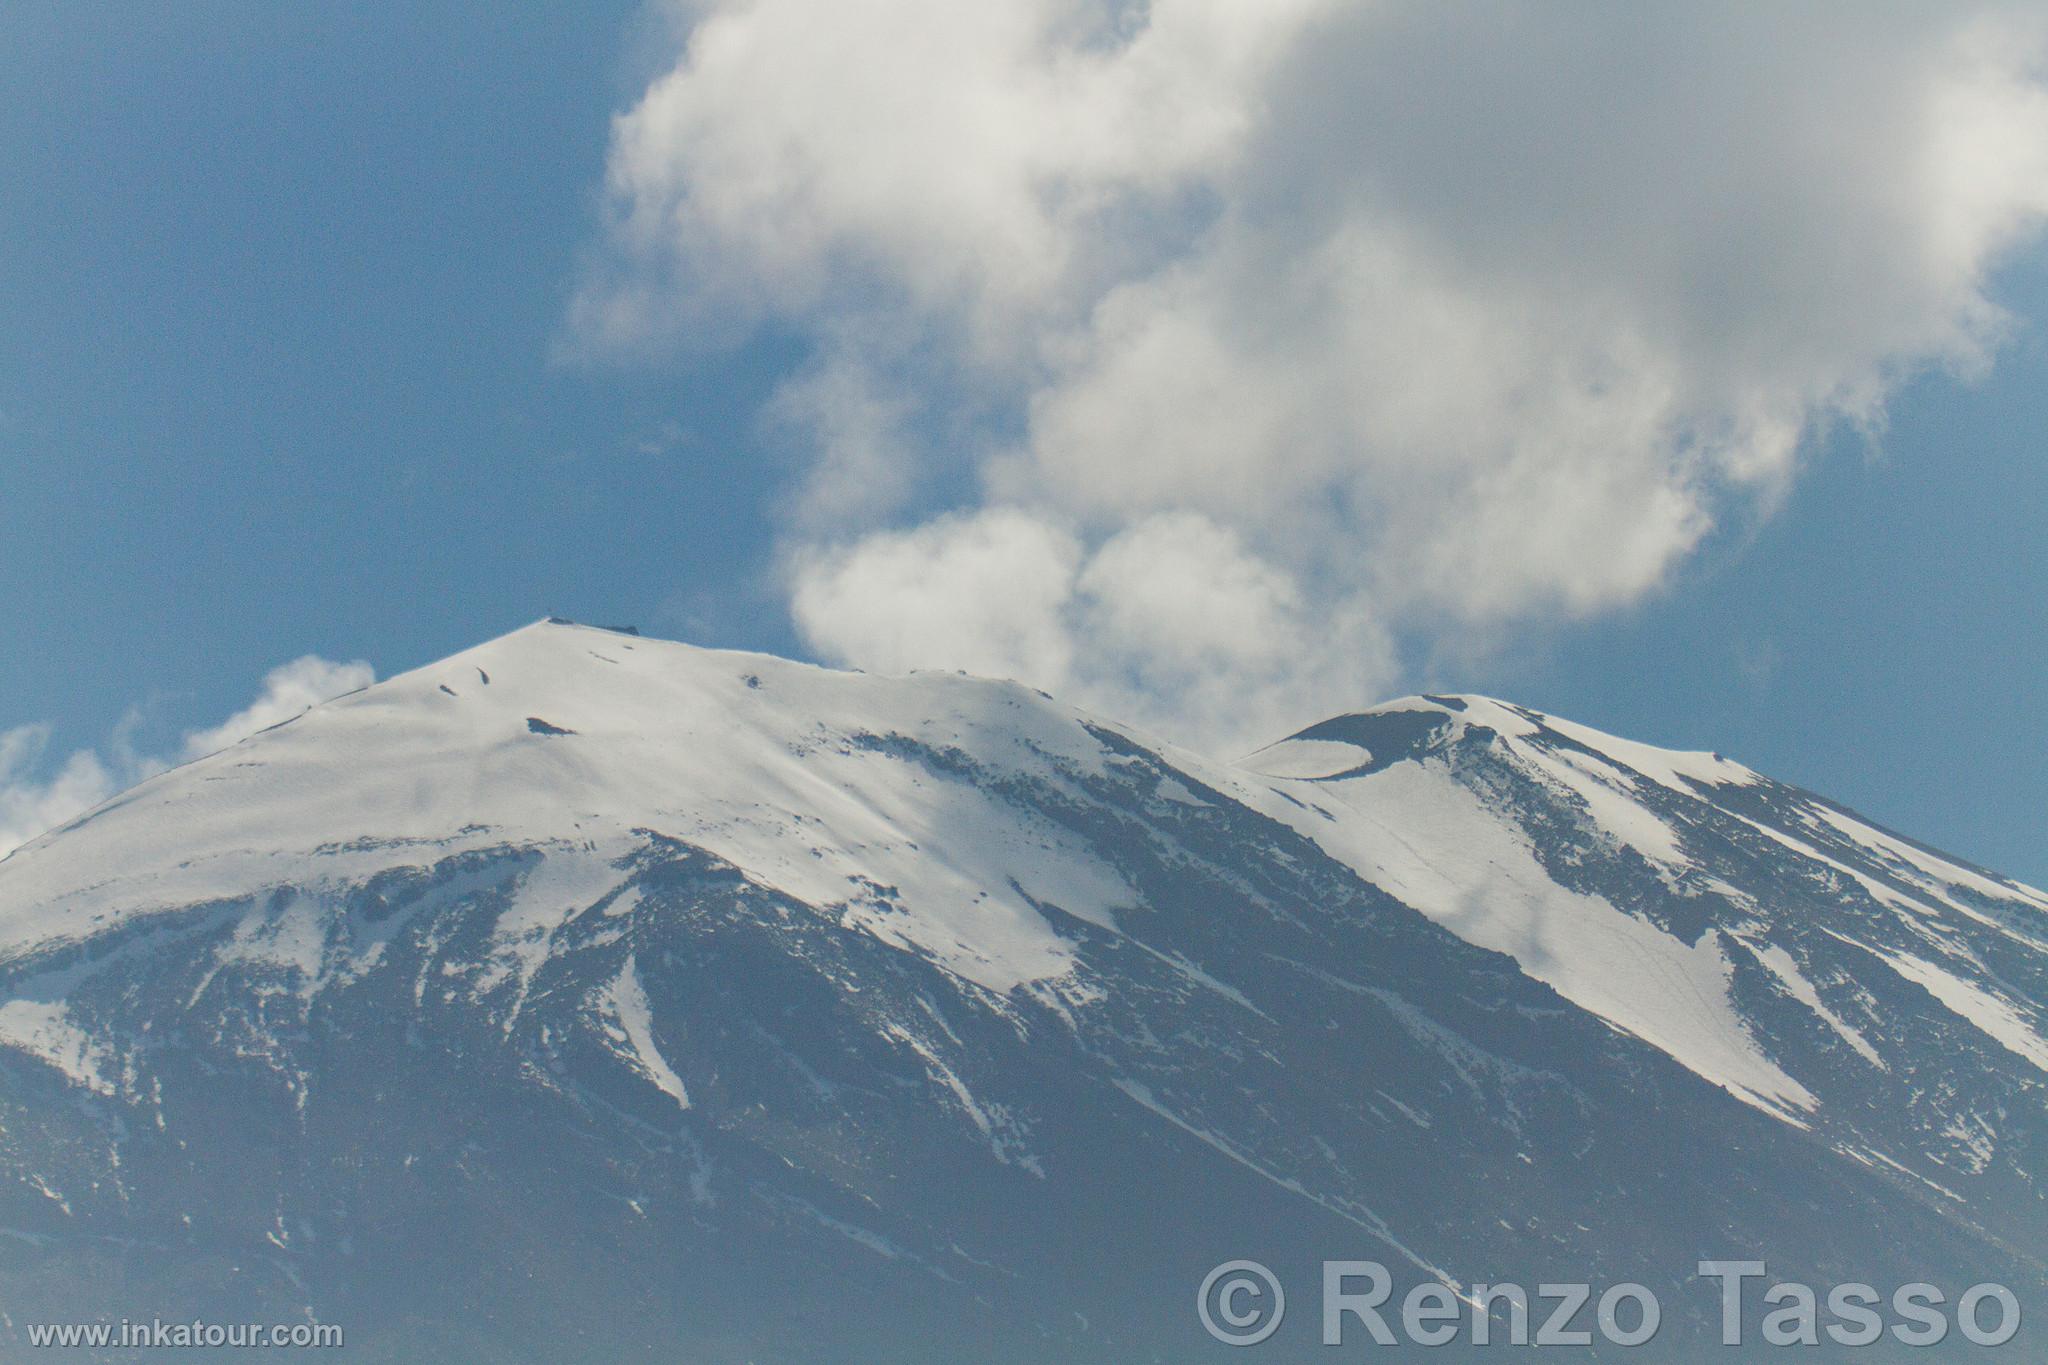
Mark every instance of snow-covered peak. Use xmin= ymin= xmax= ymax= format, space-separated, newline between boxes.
xmin=0 ymin=619 xmax=1136 ymax=990
xmin=4 ymin=620 xmax=2042 ymax=1134
xmin=1229 ymin=684 xmax=2047 ymax=1126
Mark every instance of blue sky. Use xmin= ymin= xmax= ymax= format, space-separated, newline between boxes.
xmin=1 ymin=3 xmax=2042 ymax=884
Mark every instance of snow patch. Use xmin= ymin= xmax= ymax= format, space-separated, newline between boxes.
xmin=0 ymin=1000 xmax=116 ymax=1094
xmin=1740 ymin=941 xmax=1884 ymax=1068
xmin=1538 ymin=715 xmax=1759 ymax=793
xmin=216 ymin=894 xmax=330 ymax=998
xmin=598 ymin=955 xmax=690 ymax=1109
xmin=1255 ymin=761 xmax=1815 ymax=1122
xmin=1810 ymin=806 xmax=2048 ymax=917
xmin=1520 ymin=743 xmax=1690 ymax=868
xmin=1881 ymin=952 xmax=2048 ymax=1073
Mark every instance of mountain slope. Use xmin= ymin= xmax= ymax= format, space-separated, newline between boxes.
xmin=0 ymin=620 xmax=2042 ymax=1361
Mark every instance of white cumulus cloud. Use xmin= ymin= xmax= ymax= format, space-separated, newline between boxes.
xmin=0 ymin=655 xmax=373 ymax=859
xmin=580 ymin=0 xmax=2048 ymax=750
xmin=792 ymin=507 xmax=1392 ymax=754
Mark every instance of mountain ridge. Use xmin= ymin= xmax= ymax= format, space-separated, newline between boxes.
xmin=1 ymin=619 xmax=2042 ymax=1360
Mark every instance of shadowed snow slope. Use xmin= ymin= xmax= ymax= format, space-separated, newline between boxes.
xmin=1 ymin=622 xmax=2042 ymax=1361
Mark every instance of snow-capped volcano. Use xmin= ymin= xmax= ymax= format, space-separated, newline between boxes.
xmin=2 ymin=620 xmax=2043 ymax=1360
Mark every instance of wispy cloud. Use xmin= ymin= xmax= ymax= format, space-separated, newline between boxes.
xmin=0 ymin=655 xmax=373 ymax=859
xmin=576 ymin=0 xmax=2048 ymax=752
xmin=177 ymin=656 xmax=375 ymax=763
xmin=0 ymin=728 xmax=121 ymax=863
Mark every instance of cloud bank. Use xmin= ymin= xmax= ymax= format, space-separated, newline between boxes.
xmin=579 ymin=0 xmax=2048 ymax=752
xmin=0 ymin=656 xmax=373 ymax=859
